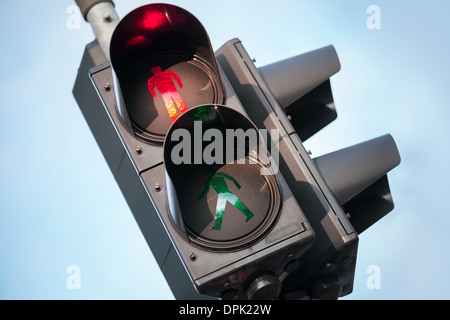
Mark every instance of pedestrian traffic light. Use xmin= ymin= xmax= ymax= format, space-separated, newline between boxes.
xmin=109 ymin=3 xmax=224 ymax=144
xmin=74 ymin=2 xmax=316 ymax=300
xmin=73 ymin=1 xmax=400 ymax=300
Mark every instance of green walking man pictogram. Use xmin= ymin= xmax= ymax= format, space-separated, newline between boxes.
xmin=198 ymin=171 xmax=254 ymax=231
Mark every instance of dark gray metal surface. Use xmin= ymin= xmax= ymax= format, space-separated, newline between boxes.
xmin=259 ymin=45 xmax=341 ymax=109
xmin=216 ymin=38 xmax=400 ymax=299
xmin=314 ymin=134 xmax=401 ymax=205
xmin=216 ymin=38 xmax=359 ymax=299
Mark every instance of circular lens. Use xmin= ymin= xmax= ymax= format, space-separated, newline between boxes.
xmin=176 ymin=159 xmax=280 ymax=251
xmin=124 ymin=53 xmax=223 ymax=145
xmin=163 ymin=105 xmax=281 ymax=252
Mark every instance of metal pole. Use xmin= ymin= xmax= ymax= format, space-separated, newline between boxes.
xmin=75 ymin=0 xmax=120 ymax=59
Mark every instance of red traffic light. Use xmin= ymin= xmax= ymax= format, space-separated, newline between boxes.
xmin=110 ymin=4 xmax=224 ymax=144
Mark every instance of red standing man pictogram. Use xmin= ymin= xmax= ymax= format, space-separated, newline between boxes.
xmin=148 ymin=66 xmax=189 ymax=123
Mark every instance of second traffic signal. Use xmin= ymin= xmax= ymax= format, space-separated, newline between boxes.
xmin=216 ymin=38 xmax=400 ymax=299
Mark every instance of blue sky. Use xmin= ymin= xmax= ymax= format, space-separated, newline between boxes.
xmin=1 ymin=0 xmax=449 ymax=300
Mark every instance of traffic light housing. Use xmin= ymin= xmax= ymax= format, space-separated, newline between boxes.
xmin=73 ymin=1 xmax=400 ymax=300
xmin=74 ymin=3 xmax=316 ymax=300
xmin=259 ymin=45 xmax=339 ymax=141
